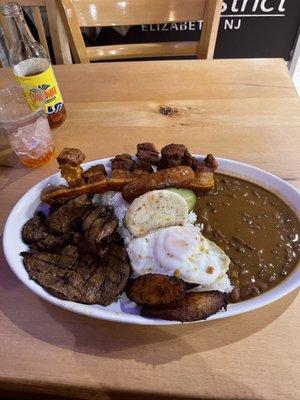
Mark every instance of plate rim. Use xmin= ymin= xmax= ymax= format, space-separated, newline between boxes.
xmin=3 ymin=155 xmax=300 ymax=326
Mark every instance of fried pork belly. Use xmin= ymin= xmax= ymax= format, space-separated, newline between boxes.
xmin=83 ymin=164 xmax=107 ymax=184
xmin=57 ymin=148 xmax=86 ymax=187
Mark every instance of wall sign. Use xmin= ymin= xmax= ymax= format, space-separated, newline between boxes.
xmin=83 ymin=0 xmax=300 ymax=60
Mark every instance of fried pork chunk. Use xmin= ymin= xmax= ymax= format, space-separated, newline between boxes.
xmin=126 ymin=274 xmax=186 ymax=306
xmin=136 ymin=142 xmax=160 ymax=165
xmin=83 ymin=164 xmax=107 ymax=184
xmin=111 ymin=153 xmax=134 ymax=171
xmin=41 ymin=144 xmax=216 ymax=206
xmin=159 ymin=143 xmax=197 ymax=170
xmin=57 ymin=148 xmax=86 ymax=187
xmin=197 ymin=154 xmax=218 ymax=172
xmin=141 ymin=291 xmax=228 ymax=322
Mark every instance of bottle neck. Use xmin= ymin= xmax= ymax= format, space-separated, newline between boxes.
xmin=5 ymin=10 xmax=36 ymax=45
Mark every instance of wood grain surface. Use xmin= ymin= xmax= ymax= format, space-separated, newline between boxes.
xmin=0 ymin=59 xmax=299 ymax=400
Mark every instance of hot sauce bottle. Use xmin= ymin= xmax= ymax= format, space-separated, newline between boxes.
xmin=1 ymin=1 xmax=66 ymax=129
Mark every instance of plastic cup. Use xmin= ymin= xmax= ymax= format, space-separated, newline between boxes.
xmin=0 ymin=86 xmax=54 ymax=167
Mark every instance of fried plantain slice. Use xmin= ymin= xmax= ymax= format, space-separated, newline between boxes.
xmin=127 ymin=274 xmax=186 ymax=306
xmin=141 ymin=291 xmax=227 ymax=322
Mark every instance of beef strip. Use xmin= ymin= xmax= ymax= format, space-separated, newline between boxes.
xmin=81 ymin=206 xmax=118 ymax=254
xmin=111 ymin=154 xmax=134 ymax=171
xmin=83 ymin=164 xmax=107 ymax=184
xmin=22 ymin=212 xmax=71 ymax=251
xmin=22 ymin=242 xmax=131 ymax=305
xmin=136 ymin=143 xmax=160 ymax=165
xmin=46 ymin=194 xmax=92 ymax=234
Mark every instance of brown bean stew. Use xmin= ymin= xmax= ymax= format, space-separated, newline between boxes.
xmin=196 ymin=173 xmax=300 ymax=302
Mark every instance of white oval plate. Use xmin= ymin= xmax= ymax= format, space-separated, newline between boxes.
xmin=3 ymin=156 xmax=300 ymax=325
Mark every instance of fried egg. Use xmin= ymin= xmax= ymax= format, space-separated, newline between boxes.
xmin=127 ymin=225 xmax=230 ymax=285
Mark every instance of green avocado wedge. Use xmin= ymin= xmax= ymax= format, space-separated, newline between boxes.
xmin=167 ymin=188 xmax=196 ymax=212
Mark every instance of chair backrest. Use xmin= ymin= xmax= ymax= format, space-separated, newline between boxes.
xmin=0 ymin=0 xmax=72 ymax=64
xmin=57 ymin=0 xmax=222 ymax=63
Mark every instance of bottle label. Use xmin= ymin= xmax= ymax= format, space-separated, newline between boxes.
xmin=15 ymin=65 xmax=64 ymax=115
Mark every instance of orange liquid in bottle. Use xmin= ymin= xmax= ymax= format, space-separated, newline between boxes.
xmin=24 ymin=70 xmax=67 ymax=129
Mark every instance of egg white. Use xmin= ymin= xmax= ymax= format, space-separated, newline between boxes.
xmin=127 ymin=225 xmax=230 ymax=285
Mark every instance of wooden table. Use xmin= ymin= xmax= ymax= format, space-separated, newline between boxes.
xmin=0 ymin=59 xmax=299 ymax=400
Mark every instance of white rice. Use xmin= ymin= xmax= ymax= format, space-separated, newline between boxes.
xmin=98 ymin=191 xmax=129 ymax=221
xmin=186 ymin=210 xmax=197 ymax=225
xmin=99 ymin=191 xmax=133 ymax=245
xmin=98 ymin=191 xmax=232 ymax=293
xmin=189 ymin=274 xmax=233 ymax=294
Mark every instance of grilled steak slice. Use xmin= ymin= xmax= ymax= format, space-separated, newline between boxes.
xmin=46 ymin=194 xmax=92 ymax=234
xmin=22 ymin=212 xmax=47 ymax=243
xmin=22 ymin=242 xmax=131 ymax=305
xmin=136 ymin=143 xmax=159 ymax=165
xmin=83 ymin=244 xmax=131 ymax=306
xmin=22 ymin=248 xmax=85 ymax=301
xmin=82 ymin=206 xmax=118 ymax=254
xmin=22 ymin=212 xmax=71 ymax=251
xmin=111 ymin=154 xmax=134 ymax=171
xmin=83 ymin=164 xmax=107 ymax=184
xmin=59 ymin=245 xmax=79 ymax=268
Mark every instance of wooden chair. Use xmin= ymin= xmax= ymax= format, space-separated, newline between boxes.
xmin=0 ymin=0 xmax=72 ymax=64
xmin=57 ymin=0 xmax=222 ymax=63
